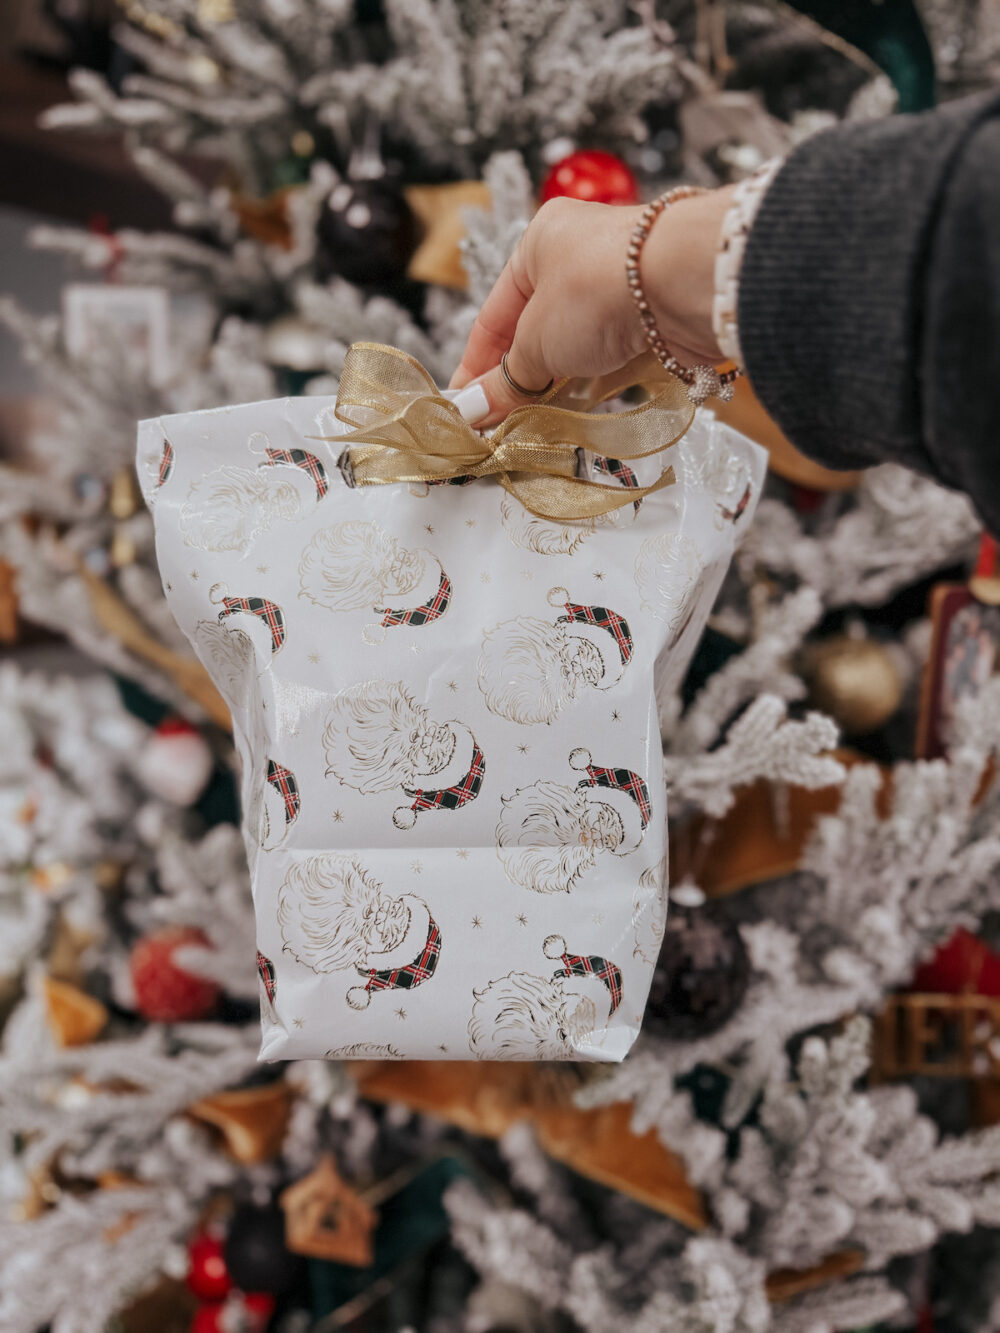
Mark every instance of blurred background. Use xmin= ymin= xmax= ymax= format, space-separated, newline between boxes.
xmin=2 ymin=3 xmax=1000 ymax=1332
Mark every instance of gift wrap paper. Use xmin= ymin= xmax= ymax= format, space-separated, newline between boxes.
xmin=138 ymin=391 xmax=765 ymax=1062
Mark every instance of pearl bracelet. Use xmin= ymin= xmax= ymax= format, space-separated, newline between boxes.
xmin=626 ymin=184 xmax=739 ymax=406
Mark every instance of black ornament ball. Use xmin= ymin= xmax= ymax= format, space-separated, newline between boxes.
xmin=644 ymin=905 xmax=751 ymax=1040
xmin=315 ymin=177 xmax=418 ymax=287
xmin=223 ymin=1203 xmax=307 ymax=1300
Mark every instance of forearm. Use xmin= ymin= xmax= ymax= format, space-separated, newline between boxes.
xmin=737 ymin=90 xmax=1000 ymax=532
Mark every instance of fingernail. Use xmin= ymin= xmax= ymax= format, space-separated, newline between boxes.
xmin=450 ymin=382 xmax=489 ymax=425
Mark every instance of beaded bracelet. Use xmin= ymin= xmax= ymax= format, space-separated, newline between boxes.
xmin=626 ymin=184 xmax=740 ymax=406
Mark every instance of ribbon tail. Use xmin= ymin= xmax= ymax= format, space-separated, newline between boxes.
xmin=500 ymin=467 xmax=676 ymax=523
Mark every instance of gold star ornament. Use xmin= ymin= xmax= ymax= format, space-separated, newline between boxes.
xmin=404 ymin=181 xmax=492 ymax=290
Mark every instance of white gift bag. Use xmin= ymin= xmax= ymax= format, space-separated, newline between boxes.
xmin=138 ymin=364 xmax=765 ymax=1063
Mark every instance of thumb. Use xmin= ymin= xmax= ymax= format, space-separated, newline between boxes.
xmin=450 ymin=310 xmax=551 ymax=430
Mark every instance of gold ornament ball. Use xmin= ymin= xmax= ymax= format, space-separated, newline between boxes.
xmin=801 ymin=636 xmax=903 ymax=735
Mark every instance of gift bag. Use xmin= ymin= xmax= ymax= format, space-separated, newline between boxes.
xmin=138 ymin=345 xmax=766 ymax=1062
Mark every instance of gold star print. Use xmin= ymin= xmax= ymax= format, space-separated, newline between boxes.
xmin=480 ymin=573 xmax=491 ymax=584
xmin=593 ymin=913 xmax=605 ymax=926
xmin=593 ymin=571 xmax=606 ymax=582
xmin=516 ymin=913 xmax=528 ymax=926
xmin=307 ymin=651 xmax=320 ymax=664
xmin=257 ymin=564 xmax=268 ymax=574
xmin=465 ymin=518 xmax=476 ymax=528
xmin=456 ymin=849 xmax=469 ymax=860
xmin=471 ymin=916 xmax=483 ymax=929
xmin=447 ymin=681 xmax=459 ymax=692
xmin=425 ymin=524 xmax=435 ymax=535
xmin=395 ymin=1006 xmax=407 ymax=1020
xmin=332 ymin=810 xmax=344 ymax=823
xmin=190 ymin=570 xmax=199 ymax=581
xmin=292 ymin=1016 xmax=304 ymax=1029
xmin=410 ymin=859 xmax=423 ymax=874
xmin=522 ymin=570 xmax=533 ymax=580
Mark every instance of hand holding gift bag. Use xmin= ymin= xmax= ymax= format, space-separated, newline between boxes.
xmin=138 ymin=344 xmax=766 ymax=1062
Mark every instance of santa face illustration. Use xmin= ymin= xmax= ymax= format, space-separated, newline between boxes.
xmin=676 ymin=430 xmax=753 ymax=530
xmin=276 ymin=854 xmax=441 ymax=1009
xmin=633 ymin=861 xmax=669 ymax=964
xmin=325 ymin=1042 xmax=405 ymax=1059
xmin=193 ymin=618 xmax=259 ymax=712
xmin=180 ymin=464 xmax=314 ymax=553
xmin=497 ymin=749 xmax=650 ymax=894
xmin=323 ymin=680 xmax=485 ymax=829
xmin=499 ymin=492 xmax=600 ymax=556
xmin=634 ymin=532 xmax=702 ymax=628
xmin=298 ymin=521 xmax=450 ymax=638
xmin=468 ymin=935 xmax=623 ymax=1060
xmin=478 ymin=587 xmax=634 ymax=724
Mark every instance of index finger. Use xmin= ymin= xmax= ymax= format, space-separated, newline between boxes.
xmin=448 ymin=251 xmax=533 ymax=389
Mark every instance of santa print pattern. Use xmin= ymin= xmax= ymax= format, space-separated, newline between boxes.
xmin=555 ymin=951 xmax=623 ymax=1014
xmin=257 ymin=951 xmax=277 ymax=1003
xmin=581 ymin=763 xmax=652 ymax=827
xmin=403 ymin=742 xmax=485 ymax=814
xmin=218 ymin=595 xmax=286 ymax=653
xmin=360 ymin=917 xmax=442 ymax=997
xmin=558 ymin=602 xmax=634 ymax=665
xmin=158 ymin=440 xmax=175 ymax=487
xmin=594 ymin=454 xmax=641 ymax=513
xmin=376 ymin=569 xmax=452 ymax=627
xmin=719 ymin=482 xmax=752 ymax=524
xmin=266 ymin=759 xmax=300 ymax=825
xmin=260 ymin=446 xmax=329 ymax=498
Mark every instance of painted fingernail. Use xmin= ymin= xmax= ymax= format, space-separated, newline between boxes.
xmin=450 ymin=382 xmax=490 ymax=425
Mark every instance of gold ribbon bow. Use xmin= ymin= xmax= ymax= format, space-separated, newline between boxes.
xmin=318 ymin=342 xmax=696 ymax=522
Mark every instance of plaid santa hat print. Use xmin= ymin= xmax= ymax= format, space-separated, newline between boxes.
xmin=543 ymin=933 xmax=623 ymax=1014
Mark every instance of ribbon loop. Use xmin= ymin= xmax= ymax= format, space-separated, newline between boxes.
xmin=317 ymin=342 xmax=695 ymax=522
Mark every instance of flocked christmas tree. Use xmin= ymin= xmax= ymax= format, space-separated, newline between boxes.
xmin=2 ymin=2 xmax=1000 ymax=1330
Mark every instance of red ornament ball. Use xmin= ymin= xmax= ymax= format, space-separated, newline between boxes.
xmin=186 ymin=1231 xmax=232 ymax=1303
xmin=190 ymin=1292 xmax=275 ymax=1333
xmin=130 ymin=925 xmax=220 ymax=1022
xmin=539 ymin=149 xmax=639 ymax=206
xmin=136 ymin=716 xmax=214 ymax=807
xmin=909 ymin=927 xmax=1000 ymax=996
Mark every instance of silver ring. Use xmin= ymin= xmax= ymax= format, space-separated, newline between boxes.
xmin=501 ymin=351 xmax=554 ymax=399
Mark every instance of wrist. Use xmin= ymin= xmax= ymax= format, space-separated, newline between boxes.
xmin=641 ymin=185 xmax=736 ymax=366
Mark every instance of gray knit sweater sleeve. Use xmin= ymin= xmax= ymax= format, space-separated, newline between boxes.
xmin=738 ymin=90 xmax=1000 ymax=535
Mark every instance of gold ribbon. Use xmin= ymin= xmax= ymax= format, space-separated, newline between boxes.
xmin=314 ymin=342 xmax=696 ymax=522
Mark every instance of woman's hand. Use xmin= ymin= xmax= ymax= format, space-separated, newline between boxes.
xmin=448 ymin=186 xmax=736 ymax=428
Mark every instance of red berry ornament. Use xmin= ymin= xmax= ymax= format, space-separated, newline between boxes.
xmin=190 ymin=1292 xmax=275 ymax=1333
xmin=539 ymin=150 xmax=639 ymax=206
xmin=187 ymin=1231 xmax=232 ymax=1303
xmin=130 ymin=925 xmax=220 ymax=1022
xmin=910 ymin=928 xmax=1000 ymax=996
xmin=137 ymin=716 xmax=214 ymax=806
